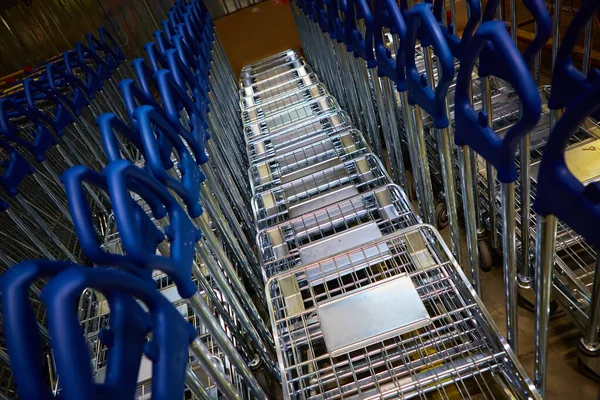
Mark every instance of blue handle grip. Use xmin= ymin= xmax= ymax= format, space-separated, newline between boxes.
xmin=135 ymin=104 xmax=205 ymax=217
xmin=46 ymin=62 xmax=90 ymax=112
xmin=0 ymin=140 xmax=35 ymax=196
xmin=454 ymin=21 xmax=541 ymax=183
xmin=155 ymin=68 xmax=210 ymax=160
xmin=97 ymin=112 xmax=145 ymax=162
xmin=64 ymin=50 xmax=101 ymax=96
xmin=548 ymin=0 xmax=600 ymax=118
xmin=23 ymin=78 xmax=74 ymax=132
xmin=482 ymin=0 xmax=500 ymax=22
xmin=105 ymin=160 xmax=200 ymax=299
xmin=534 ymin=81 xmax=600 ymax=247
xmin=0 ymin=98 xmax=57 ymax=162
xmin=344 ymin=0 xmax=376 ymax=65
xmin=373 ymin=0 xmax=407 ymax=91
xmin=76 ymin=42 xmax=111 ymax=82
xmin=60 ymin=166 xmax=165 ymax=279
xmin=118 ymin=77 xmax=162 ymax=126
xmin=153 ymin=29 xmax=172 ymax=57
xmin=145 ymin=40 xmax=170 ymax=74
xmin=405 ymin=3 xmax=454 ymax=128
xmin=99 ymin=26 xmax=126 ymax=64
xmin=479 ymin=0 xmax=551 ymax=80
xmin=87 ymin=33 xmax=119 ymax=71
xmin=432 ymin=0 xmax=481 ymax=58
xmin=1 ymin=260 xmax=150 ymax=400
xmin=42 ymin=266 xmax=194 ymax=400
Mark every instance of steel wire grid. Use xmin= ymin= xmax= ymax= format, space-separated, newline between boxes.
xmin=257 ymin=184 xmax=419 ymax=280
xmin=240 ymin=65 xmax=315 ymax=95
xmin=0 ymin=157 xmax=84 ymax=263
xmin=0 ymin=358 xmax=15 ymax=399
xmin=246 ymin=111 xmax=353 ymax=165
xmin=244 ymin=97 xmax=341 ymax=143
xmin=476 ymin=115 xmax=599 ymax=331
xmin=240 ymin=72 xmax=321 ymax=109
xmin=242 ymin=50 xmax=301 ymax=75
xmin=266 ymin=224 xmax=540 ymax=399
xmin=251 ymin=154 xmax=391 ymax=230
xmin=244 ymin=95 xmax=340 ymax=140
xmin=249 ymin=129 xmax=369 ymax=194
xmin=242 ymin=83 xmax=328 ymax=126
xmin=240 ymin=58 xmax=308 ymax=85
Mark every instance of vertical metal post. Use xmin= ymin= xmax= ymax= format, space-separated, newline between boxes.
xmin=582 ymin=255 xmax=600 ymax=348
xmin=501 ymin=182 xmax=518 ymax=354
xmin=582 ymin=20 xmax=594 ymax=76
xmin=459 ymin=145 xmax=481 ymax=294
xmin=481 ymin=77 xmax=499 ymax=250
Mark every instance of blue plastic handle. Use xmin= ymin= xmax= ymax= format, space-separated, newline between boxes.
xmin=135 ymin=104 xmax=205 ymax=217
xmin=46 ymin=61 xmax=91 ymax=112
xmin=153 ymin=29 xmax=172 ymax=57
xmin=344 ymin=0 xmax=376 ymax=66
xmin=373 ymin=0 xmax=407 ymax=91
xmin=97 ymin=112 xmax=146 ymax=162
xmin=76 ymin=42 xmax=111 ymax=82
xmin=548 ymin=0 xmax=600 ymax=118
xmin=482 ymin=0 xmax=500 ymax=22
xmin=454 ymin=21 xmax=541 ymax=183
xmin=533 ymin=80 xmax=600 ymax=246
xmin=432 ymin=0 xmax=481 ymax=58
xmin=145 ymin=41 xmax=170 ymax=73
xmin=99 ymin=26 xmax=126 ymax=64
xmin=60 ymin=165 xmax=165 ymax=279
xmin=164 ymin=47 xmax=209 ymax=109
xmin=1 ymin=260 xmax=150 ymax=400
xmin=105 ymin=160 xmax=200 ymax=298
xmin=64 ymin=50 xmax=101 ymax=96
xmin=405 ymin=3 xmax=454 ymax=128
xmin=0 ymin=140 xmax=35 ymax=197
xmin=0 ymin=98 xmax=57 ymax=162
xmin=23 ymin=78 xmax=75 ymax=132
xmin=118 ymin=77 xmax=162 ymax=125
xmin=87 ymin=33 xmax=119 ymax=71
xmin=155 ymin=68 xmax=210 ymax=159
xmin=479 ymin=0 xmax=551 ymax=80
xmin=42 ymin=266 xmax=195 ymax=400
xmin=161 ymin=19 xmax=176 ymax=42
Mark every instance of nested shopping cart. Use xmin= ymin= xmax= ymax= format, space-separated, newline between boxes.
xmin=257 ymin=183 xmax=419 ymax=279
xmin=266 ymin=224 xmax=541 ymax=399
xmin=248 ymin=128 xmax=369 ymax=194
xmin=251 ymin=153 xmax=391 ymax=230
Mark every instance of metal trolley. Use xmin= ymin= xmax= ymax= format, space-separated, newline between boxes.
xmin=266 ymin=224 xmax=541 ymax=399
xmin=257 ymin=184 xmax=419 ymax=279
xmin=248 ymin=128 xmax=369 ymax=194
xmin=251 ymin=154 xmax=391 ymax=230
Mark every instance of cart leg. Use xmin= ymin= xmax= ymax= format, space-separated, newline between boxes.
xmin=578 ymin=254 xmax=600 ymax=381
xmin=501 ymin=182 xmax=518 ymax=354
xmin=459 ymin=145 xmax=481 ymax=294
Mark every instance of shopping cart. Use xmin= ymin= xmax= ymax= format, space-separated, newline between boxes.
xmin=246 ymin=111 xmax=353 ymax=165
xmin=257 ymin=183 xmax=419 ymax=279
xmin=241 ymin=49 xmax=300 ymax=75
xmin=251 ymin=153 xmax=391 ymax=230
xmin=266 ymin=224 xmax=541 ymax=399
xmin=249 ymin=128 xmax=369 ymax=193
xmin=240 ymin=72 xmax=322 ymax=110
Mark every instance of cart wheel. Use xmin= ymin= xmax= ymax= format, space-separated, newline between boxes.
xmin=478 ymin=240 xmax=493 ymax=272
xmin=435 ymin=202 xmax=449 ymax=229
xmin=577 ymin=343 xmax=600 ymax=383
xmin=517 ymin=293 xmax=559 ymax=315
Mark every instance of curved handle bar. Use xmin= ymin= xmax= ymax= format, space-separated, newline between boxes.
xmin=145 ymin=40 xmax=170 ymax=73
xmin=533 ymin=80 xmax=600 ymax=247
xmin=87 ymin=33 xmax=119 ymax=71
xmin=432 ymin=0 xmax=481 ymax=58
xmin=0 ymin=98 xmax=57 ymax=162
xmin=1 ymin=260 xmax=149 ymax=400
xmin=48 ymin=58 xmax=92 ymax=110
xmin=76 ymin=42 xmax=111 ymax=81
xmin=373 ymin=0 xmax=407 ymax=90
xmin=479 ymin=0 xmax=551 ymax=80
xmin=105 ymin=160 xmax=200 ymax=298
xmin=344 ymin=0 xmax=376 ymax=65
xmin=155 ymin=68 xmax=210 ymax=159
xmin=118 ymin=77 xmax=161 ymax=125
xmin=134 ymin=104 xmax=205 ymax=217
xmin=482 ymin=0 xmax=500 ymax=22
xmin=23 ymin=78 xmax=74 ymax=131
xmin=454 ymin=21 xmax=541 ymax=183
xmin=548 ymin=0 xmax=600 ymax=118
xmin=99 ymin=26 xmax=125 ymax=64
xmin=0 ymin=140 xmax=35 ymax=196
xmin=164 ymin=47 xmax=209 ymax=109
xmin=64 ymin=50 xmax=101 ymax=95
xmin=405 ymin=3 xmax=454 ymax=128
xmin=42 ymin=266 xmax=194 ymax=400
xmin=97 ymin=112 xmax=145 ymax=162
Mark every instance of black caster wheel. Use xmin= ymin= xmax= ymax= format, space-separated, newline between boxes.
xmin=435 ymin=202 xmax=449 ymax=229
xmin=577 ymin=342 xmax=600 ymax=383
xmin=478 ymin=240 xmax=493 ymax=272
xmin=516 ymin=292 xmax=559 ymax=314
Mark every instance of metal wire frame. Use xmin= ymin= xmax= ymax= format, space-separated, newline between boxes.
xmin=241 ymin=49 xmax=301 ymax=75
xmin=0 ymin=155 xmax=84 ymax=264
xmin=243 ymin=95 xmax=341 ymax=142
xmin=257 ymin=184 xmax=420 ymax=280
xmin=239 ymin=64 xmax=316 ymax=96
xmin=476 ymin=116 xmax=600 ymax=332
xmin=265 ymin=224 xmax=541 ymax=400
xmin=242 ymin=83 xmax=328 ymax=126
xmin=246 ymin=111 xmax=353 ymax=165
xmin=251 ymin=154 xmax=392 ymax=230
xmin=240 ymin=58 xmax=308 ymax=85
xmin=240 ymin=72 xmax=322 ymax=110
xmin=248 ymin=129 xmax=369 ymax=194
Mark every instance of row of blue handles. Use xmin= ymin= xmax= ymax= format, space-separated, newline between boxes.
xmin=301 ymin=0 xmax=600 ymax=246
xmin=1 ymin=0 xmax=237 ymax=399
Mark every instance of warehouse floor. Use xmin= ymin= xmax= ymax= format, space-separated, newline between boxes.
xmin=215 ymin=3 xmax=600 ymax=398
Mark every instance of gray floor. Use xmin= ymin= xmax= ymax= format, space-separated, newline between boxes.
xmin=438 ymin=226 xmax=600 ymax=399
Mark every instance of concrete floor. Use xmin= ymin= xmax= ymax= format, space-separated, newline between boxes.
xmin=438 ymin=226 xmax=600 ymax=399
